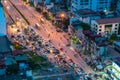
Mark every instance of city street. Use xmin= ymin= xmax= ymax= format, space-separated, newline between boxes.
xmin=3 ymin=0 xmax=94 ymax=74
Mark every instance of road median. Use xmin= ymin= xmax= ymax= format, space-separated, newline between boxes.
xmin=9 ymin=0 xmax=30 ymax=25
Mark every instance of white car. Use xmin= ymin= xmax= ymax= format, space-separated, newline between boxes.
xmin=76 ymin=69 xmax=82 ymax=76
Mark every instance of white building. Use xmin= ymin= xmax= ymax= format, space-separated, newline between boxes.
xmin=0 ymin=2 xmax=6 ymax=36
xmin=91 ymin=17 xmax=120 ymax=37
xmin=71 ymin=0 xmax=111 ymax=12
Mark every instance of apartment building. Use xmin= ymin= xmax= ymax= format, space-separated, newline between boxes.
xmin=72 ymin=9 xmax=101 ymax=24
xmin=83 ymin=30 xmax=108 ymax=58
xmin=0 ymin=1 xmax=11 ymax=53
xmin=71 ymin=0 xmax=111 ymax=12
xmin=0 ymin=1 xmax=6 ymax=36
xmin=116 ymin=0 xmax=120 ymax=16
xmin=30 ymin=0 xmax=51 ymax=7
xmin=91 ymin=17 xmax=120 ymax=37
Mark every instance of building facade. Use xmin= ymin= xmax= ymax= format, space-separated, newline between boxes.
xmin=91 ymin=17 xmax=120 ymax=37
xmin=71 ymin=0 xmax=111 ymax=12
xmin=72 ymin=9 xmax=101 ymax=24
xmin=83 ymin=30 xmax=108 ymax=58
xmin=116 ymin=0 xmax=120 ymax=16
xmin=0 ymin=2 xmax=6 ymax=36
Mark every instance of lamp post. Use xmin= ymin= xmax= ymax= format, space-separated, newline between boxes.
xmin=59 ymin=13 xmax=65 ymax=28
xmin=4 ymin=0 xmax=7 ymax=3
xmin=60 ymin=13 xmax=65 ymax=20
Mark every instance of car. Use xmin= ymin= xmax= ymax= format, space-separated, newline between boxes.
xmin=17 ymin=29 xmax=20 ymax=32
xmin=76 ymin=69 xmax=82 ymax=75
xmin=56 ymin=29 xmax=63 ymax=32
xmin=45 ymin=44 xmax=49 ymax=46
xmin=66 ymin=44 xmax=70 ymax=46
xmin=35 ymin=23 xmax=41 ymax=30
xmin=48 ymin=40 xmax=52 ymax=43
xmin=40 ymin=17 xmax=44 ymax=23
xmin=11 ymin=35 xmax=15 ymax=38
xmin=53 ymin=50 xmax=60 ymax=55
xmin=63 ymin=69 xmax=68 ymax=72
xmin=60 ymin=48 xmax=63 ymax=51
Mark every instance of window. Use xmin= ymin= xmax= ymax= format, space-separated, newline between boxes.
xmin=99 ymin=29 xmax=102 ymax=31
xmin=115 ymin=28 xmax=117 ymax=29
xmin=115 ymin=24 xmax=118 ymax=26
xmin=115 ymin=31 xmax=117 ymax=34
xmin=105 ymin=24 xmax=112 ymax=28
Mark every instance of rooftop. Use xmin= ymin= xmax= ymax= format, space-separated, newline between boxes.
xmin=114 ymin=41 xmax=120 ymax=46
xmin=83 ymin=30 xmax=108 ymax=46
xmin=0 ymin=3 xmax=6 ymax=36
xmin=0 ymin=36 xmax=11 ymax=53
xmin=13 ymin=50 xmax=24 ymax=56
xmin=73 ymin=9 xmax=100 ymax=17
xmin=5 ymin=56 xmax=17 ymax=66
xmin=15 ymin=55 xmax=27 ymax=61
xmin=71 ymin=21 xmax=82 ymax=30
xmin=96 ymin=17 xmax=120 ymax=24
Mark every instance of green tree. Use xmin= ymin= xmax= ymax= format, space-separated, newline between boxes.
xmin=110 ymin=34 xmax=117 ymax=40
xmin=79 ymin=22 xmax=91 ymax=30
xmin=6 ymin=64 xmax=19 ymax=74
xmin=72 ymin=36 xmax=79 ymax=44
xmin=109 ymin=34 xmax=118 ymax=45
xmin=63 ymin=18 xmax=70 ymax=29
xmin=42 ymin=12 xmax=51 ymax=20
xmin=35 ymin=7 xmax=42 ymax=13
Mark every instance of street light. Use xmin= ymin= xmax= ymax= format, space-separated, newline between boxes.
xmin=4 ymin=0 xmax=7 ymax=3
xmin=60 ymin=13 xmax=65 ymax=20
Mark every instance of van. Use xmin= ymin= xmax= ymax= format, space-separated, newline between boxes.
xmin=40 ymin=17 xmax=44 ymax=23
xmin=35 ymin=23 xmax=41 ymax=30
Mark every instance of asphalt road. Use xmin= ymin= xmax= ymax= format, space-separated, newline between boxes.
xmin=4 ymin=0 xmax=94 ymax=74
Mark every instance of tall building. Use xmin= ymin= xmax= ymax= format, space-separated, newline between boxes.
xmin=0 ymin=1 xmax=11 ymax=53
xmin=0 ymin=1 xmax=6 ymax=36
xmin=30 ymin=0 xmax=51 ymax=7
xmin=71 ymin=0 xmax=111 ymax=12
xmin=116 ymin=0 xmax=120 ymax=16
